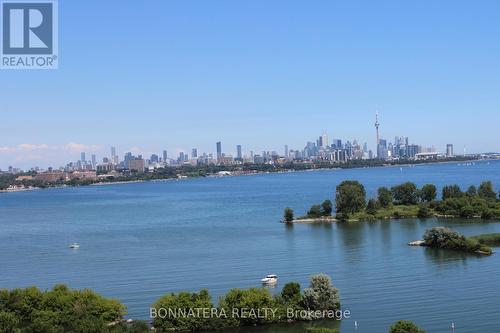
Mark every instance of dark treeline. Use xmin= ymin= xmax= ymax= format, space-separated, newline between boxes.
xmin=286 ymin=180 xmax=500 ymax=221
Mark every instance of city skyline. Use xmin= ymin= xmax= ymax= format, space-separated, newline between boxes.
xmin=0 ymin=114 xmax=477 ymax=170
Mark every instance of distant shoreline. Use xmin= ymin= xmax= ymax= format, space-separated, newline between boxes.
xmin=0 ymin=158 xmax=495 ymax=193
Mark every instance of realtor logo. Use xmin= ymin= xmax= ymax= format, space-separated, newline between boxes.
xmin=1 ymin=0 xmax=58 ymax=69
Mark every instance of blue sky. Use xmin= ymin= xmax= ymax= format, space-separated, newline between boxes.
xmin=1 ymin=0 xmax=499 ymax=169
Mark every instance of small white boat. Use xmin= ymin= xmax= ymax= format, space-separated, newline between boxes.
xmin=69 ymin=243 xmax=80 ymax=249
xmin=261 ymin=274 xmax=278 ymax=285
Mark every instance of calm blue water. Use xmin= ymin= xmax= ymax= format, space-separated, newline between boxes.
xmin=1 ymin=160 xmax=499 ymax=333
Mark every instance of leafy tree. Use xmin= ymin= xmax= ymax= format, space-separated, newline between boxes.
xmin=389 ymin=320 xmax=426 ymax=333
xmin=460 ymin=205 xmax=475 ymax=218
xmin=335 ymin=180 xmax=366 ymax=216
xmin=152 ymin=289 xmax=219 ymax=332
xmin=307 ymin=205 xmax=322 ymax=218
xmin=366 ymin=198 xmax=378 ymax=215
xmin=391 ymin=182 xmax=418 ymax=205
xmin=0 ymin=285 xmax=126 ymax=333
xmin=284 ymin=208 xmax=294 ymax=222
xmin=478 ymin=181 xmax=496 ymax=200
xmin=321 ymin=200 xmax=333 ymax=216
xmin=302 ymin=274 xmax=340 ymax=311
xmin=442 ymin=185 xmax=463 ymax=200
xmin=377 ymin=187 xmax=393 ymax=207
xmin=281 ymin=282 xmax=301 ymax=304
xmin=466 ymin=185 xmax=477 ymax=197
xmin=420 ymin=184 xmax=437 ymax=202
xmin=220 ymin=288 xmax=277 ymax=326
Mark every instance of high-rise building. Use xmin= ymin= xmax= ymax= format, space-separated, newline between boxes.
xmin=236 ymin=145 xmax=242 ymax=160
xmin=91 ymin=154 xmax=96 ymax=168
xmin=124 ymin=152 xmax=133 ymax=169
xmin=321 ymin=132 xmax=329 ymax=148
xmin=111 ymin=147 xmax=116 ymax=158
xmin=191 ymin=148 xmax=198 ymax=158
xmin=216 ymin=142 xmax=222 ymax=162
xmin=163 ymin=150 xmax=168 ymax=162
xmin=129 ymin=158 xmax=145 ymax=172
xmin=284 ymin=145 xmax=289 ymax=158
xmin=446 ymin=144 xmax=454 ymax=157
xmin=375 ymin=112 xmax=380 ymax=158
xmin=80 ymin=152 xmax=86 ymax=163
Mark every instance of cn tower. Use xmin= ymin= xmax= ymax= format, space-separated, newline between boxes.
xmin=375 ymin=112 xmax=380 ymax=157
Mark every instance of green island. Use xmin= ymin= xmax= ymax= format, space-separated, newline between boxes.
xmin=408 ymin=227 xmax=494 ymax=255
xmin=284 ymin=180 xmax=500 ymax=222
xmin=0 ymin=275 xmax=428 ymax=333
xmin=0 ymin=156 xmax=478 ymax=192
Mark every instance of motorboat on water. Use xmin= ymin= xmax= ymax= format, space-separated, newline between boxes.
xmin=261 ymin=274 xmax=278 ymax=285
xmin=69 ymin=243 xmax=80 ymax=249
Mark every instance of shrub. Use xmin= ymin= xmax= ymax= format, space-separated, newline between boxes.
xmin=417 ymin=205 xmax=431 ymax=218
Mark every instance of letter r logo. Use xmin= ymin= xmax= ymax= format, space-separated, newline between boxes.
xmin=2 ymin=1 xmax=53 ymax=54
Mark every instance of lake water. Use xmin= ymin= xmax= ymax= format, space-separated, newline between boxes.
xmin=1 ymin=160 xmax=499 ymax=333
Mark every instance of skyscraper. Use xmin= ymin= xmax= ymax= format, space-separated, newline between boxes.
xmin=163 ymin=150 xmax=168 ymax=162
xmin=284 ymin=145 xmax=289 ymax=158
xmin=191 ymin=148 xmax=198 ymax=158
xmin=216 ymin=142 xmax=222 ymax=162
xmin=446 ymin=144 xmax=454 ymax=157
xmin=321 ymin=132 xmax=328 ymax=148
xmin=80 ymin=152 xmax=86 ymax=163
xmin=111 ymin=146 xmax=116 ymax=158
xmin=236 ymin=145 xmax=242 ymax=160
xmin=91 ymin=154 xmax=96 ymax=168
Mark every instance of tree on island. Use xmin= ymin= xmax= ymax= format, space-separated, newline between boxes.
xmin=377 ymin=187 xmax=393 ymax=207
xmin=335 ymin=180 xmax=366 ymax=219
xmin=478 ymin=181 xmax=497 ymax=200
xmin=321 ymin=200 xmax=333 ymax=216
xmin=389 ymin=320 xmax=426 ymax=333
xmin=307 ymin=205 xmax=323 ymax=218
xmin=284 ymin=208 xmax=294 ymax=222
xmin=419 ymin=184 xmax=437 ymax=202
xmin=391 ymin=182 xmax=419 ymax=205
xmin=466 ymin=185 xmax=477 ymax=197
xmin=366 ymin=198 xmax=378 ymax=215
xmin=442 ymin=184 xmax=463 ymax=200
